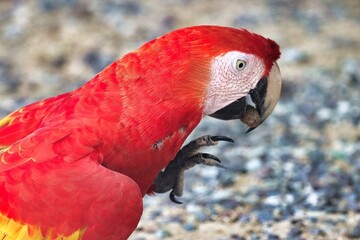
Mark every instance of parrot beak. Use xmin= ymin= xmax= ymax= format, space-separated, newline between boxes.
xmin=210 ymin=62 xmax=281 ymax=132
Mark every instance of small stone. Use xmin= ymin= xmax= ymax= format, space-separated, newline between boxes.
xmin=230 ymin=233 xmax=246 ymax=240
xmin=133 ymin=237 xmax=146 ymax=240
xmin=83 ymin=50 xmax=113 ymax=73
xmin=149 ymin=210 xmax=161 ymax=219
xmin=118 ymin=1 xmax=141 ymax=15
xmin=263 ymin=195 xmax=282 ymax=206
xmin=238 ymin=214 xmax=251 ymax=223
xmin=256 ymin=209 xmax=274 ymax=223
xmin=211 ymin=189 xmax=234 ymax=202
xmin=347 ymin=221 xmax=360 ymax=238
xmin=186 ymin=204 xmax=209 ymax=222
xmin=316 ymin=108 xmax=332 ymax=121
xmin=282 ymin=48 xmax=309 ymax=64
xmin=306 ymin=192 xmax=320 ymax=207
xmin=267 ymin=234 xmax=280 ymax=240
xmin=183 ymin=223 xmax=197 ymax=232
xmin=337 ymin=100 xmax=350 ymax=116
xmin=287 ymin=219 xmax=304 ymax=239
xmin=309 ymin=227 xmax=326 ymax=236
xmin=51 ymin=55 xmax=67 ymax=69
xmin=287 ymin=227 xmax=302 ymax=239
xmin=342 ymin=59 xmax=360 ymax=85
xmin=154 ymin=229 xmax=171 ymax=239
xmin=218 ymin=171 xmax=236 ymax=186
xmin=272 ymin=207 xmax=282 ymax=221
xmin=250 ymin=234 xmax=261 ymax=240
xmin=233 ymin=14 xmax=259 ymax=28
xmin=245 ymin=158 xmax=262 ymax=172
xmin=39 ymin=0 xmax=77 ymax=11
xmin=161 ymin=15 xmax=176 ymax=31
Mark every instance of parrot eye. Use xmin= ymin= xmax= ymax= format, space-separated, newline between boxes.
xmin=235 ymin=59 xmax=246 ymax=71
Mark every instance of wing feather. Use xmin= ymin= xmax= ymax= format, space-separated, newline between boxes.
xmin=0 ymin=126 xmax=72 ymax=172
xmin=0 ymin=93 xmax=71 ymax=149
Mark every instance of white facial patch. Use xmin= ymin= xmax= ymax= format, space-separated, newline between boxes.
xmin=203 ymin=51 xmax=265 ymax=115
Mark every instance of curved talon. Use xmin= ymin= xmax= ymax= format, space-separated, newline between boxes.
xmin=198 ymin=153 xmax=226 ymax=168
xmin=210 ymin=135 xmax=235 ymax=143
xmin=246 ymin=127 xmax=256 ymax=133
xmin=201 ymin=153 xmax=221 ymax=163
xmin=170 ymin=191 xmax=182 ymax=204
xmin=155 ymin=135 xmax=231 ymax=204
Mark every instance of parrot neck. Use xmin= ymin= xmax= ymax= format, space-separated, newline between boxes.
xmin=75 ymin=59 xmax=205 ymax=195
xmin=101 ymin=102 xmax=203 ymax=195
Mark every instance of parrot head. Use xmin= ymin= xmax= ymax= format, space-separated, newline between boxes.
xmin=195 ymin=27 xmax=282 ymax=131
xmin=146 ymin=26 xmax=281 ymax=131
xmin=131 ymin=25 xmax=281 ymax=131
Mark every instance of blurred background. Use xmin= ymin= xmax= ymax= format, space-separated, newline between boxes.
xmin=0 ymin=0 xmax=359 ymax=239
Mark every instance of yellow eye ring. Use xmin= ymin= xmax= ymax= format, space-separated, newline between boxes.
xmin=236 ymin=59 xmax=246 ymax=71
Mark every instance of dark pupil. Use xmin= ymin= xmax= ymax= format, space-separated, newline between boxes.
xmin=238 ymin=62 xmax=244 ymax=68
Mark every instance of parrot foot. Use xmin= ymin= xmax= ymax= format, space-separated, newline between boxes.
xmin=153 ymin=135 xmax=234 ymax=204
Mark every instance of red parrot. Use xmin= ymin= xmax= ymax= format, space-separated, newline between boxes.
xmin=0 ymin=25 xmax=281 ymax=239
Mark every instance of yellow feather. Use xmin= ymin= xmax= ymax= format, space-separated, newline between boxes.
xmin=0 ymin=113 xmax=16 ymax=129
xmin=0 ymin=113 xmax=17 ymax=150
xmin=15 ymin=225 xmax=28 ymax=240
xmin=0 ymin=116 xmax=11 ymax=128
xmin=4 ymin=219 xmax=24 ymax=238
xmin=0 ymin=213 xmax=85 ymax=240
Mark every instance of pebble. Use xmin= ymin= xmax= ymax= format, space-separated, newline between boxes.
xmin=286 ymin=227 xmax=302 ymax=239
xmin=183 ymin=223 xmax=197 ymax=232
xmin=342 ymin=59 xmax=360 ymax=85
xmin=250 ymin=234 xmax=261 ymax=240
xmin=0 ymin=60 xmax=20 ymax=94
xmin=210 ymin=189 xmax=235 ymax=202
xmin=281 ymin=48 xmax=309 ymax=64
xmin=230 ymin=234 xmax=246 ymax=240
xmin=308 ymin=227 xmax=326 ymax=236
xmin=238 ymin=214 xmax=251 ymax=224
xmin=348 ymin=224 xmax=360 ymax=238
xmin=83 ymin=50 xmax=113 ymax=73
xmin=185 ymin=204 xmax=209 ymax=222
xmin=267 ymin=234 xmax=280 ymax=240
xmin=1 ymin=1 xmax=359 ymax=239
xmin=154 ymin=229 xmax=171 ymax=239
xmin=102 ymin=1 xmax=141 ymax=16
xmin=218 ymin=171 xmax=236 ymax=186
xmin=39 ymin=0 xmax=77 ymax=11
xmin=245 ymin=158 xmax=262 ymax=172
xmin=256 ymin=209 xmax=275 ymax=223
xmin=233 ymin=14 xmax=259 ymax=28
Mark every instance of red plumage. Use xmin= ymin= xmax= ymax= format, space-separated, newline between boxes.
xmin=0 ymin=25 xmax=280 ymax=239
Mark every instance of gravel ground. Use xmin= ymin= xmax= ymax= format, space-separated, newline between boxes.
xmin=0 ymin=0 xmax=359 ymax=239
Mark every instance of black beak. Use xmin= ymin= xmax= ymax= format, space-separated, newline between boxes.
xmin=208 ymin=97 xmax=247 ymax=121
xmin=249 ymin=77 xmax=268 ymax=117
xmin=209 ymin=77 xmax=268 ymax=131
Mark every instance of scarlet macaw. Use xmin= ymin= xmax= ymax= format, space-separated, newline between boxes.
xmin=0 ymin=25 xmax=281 ymax=239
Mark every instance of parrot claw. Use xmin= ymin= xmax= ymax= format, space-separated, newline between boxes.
xmin=210 ymin=135 xmax=234 ymax=143
xmin=246 ymin=127 xmax=256 ymax=133
xmin=170 ymin=190 xmax=183 ymax=204
xmin=153 ymin=135 xmax=233 ymax=203
xmin=188 ymin=153 xmax=226 ymax=169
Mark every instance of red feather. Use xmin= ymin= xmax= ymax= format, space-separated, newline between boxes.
xmin=0 ymin=25 xmax=280 ymax=239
